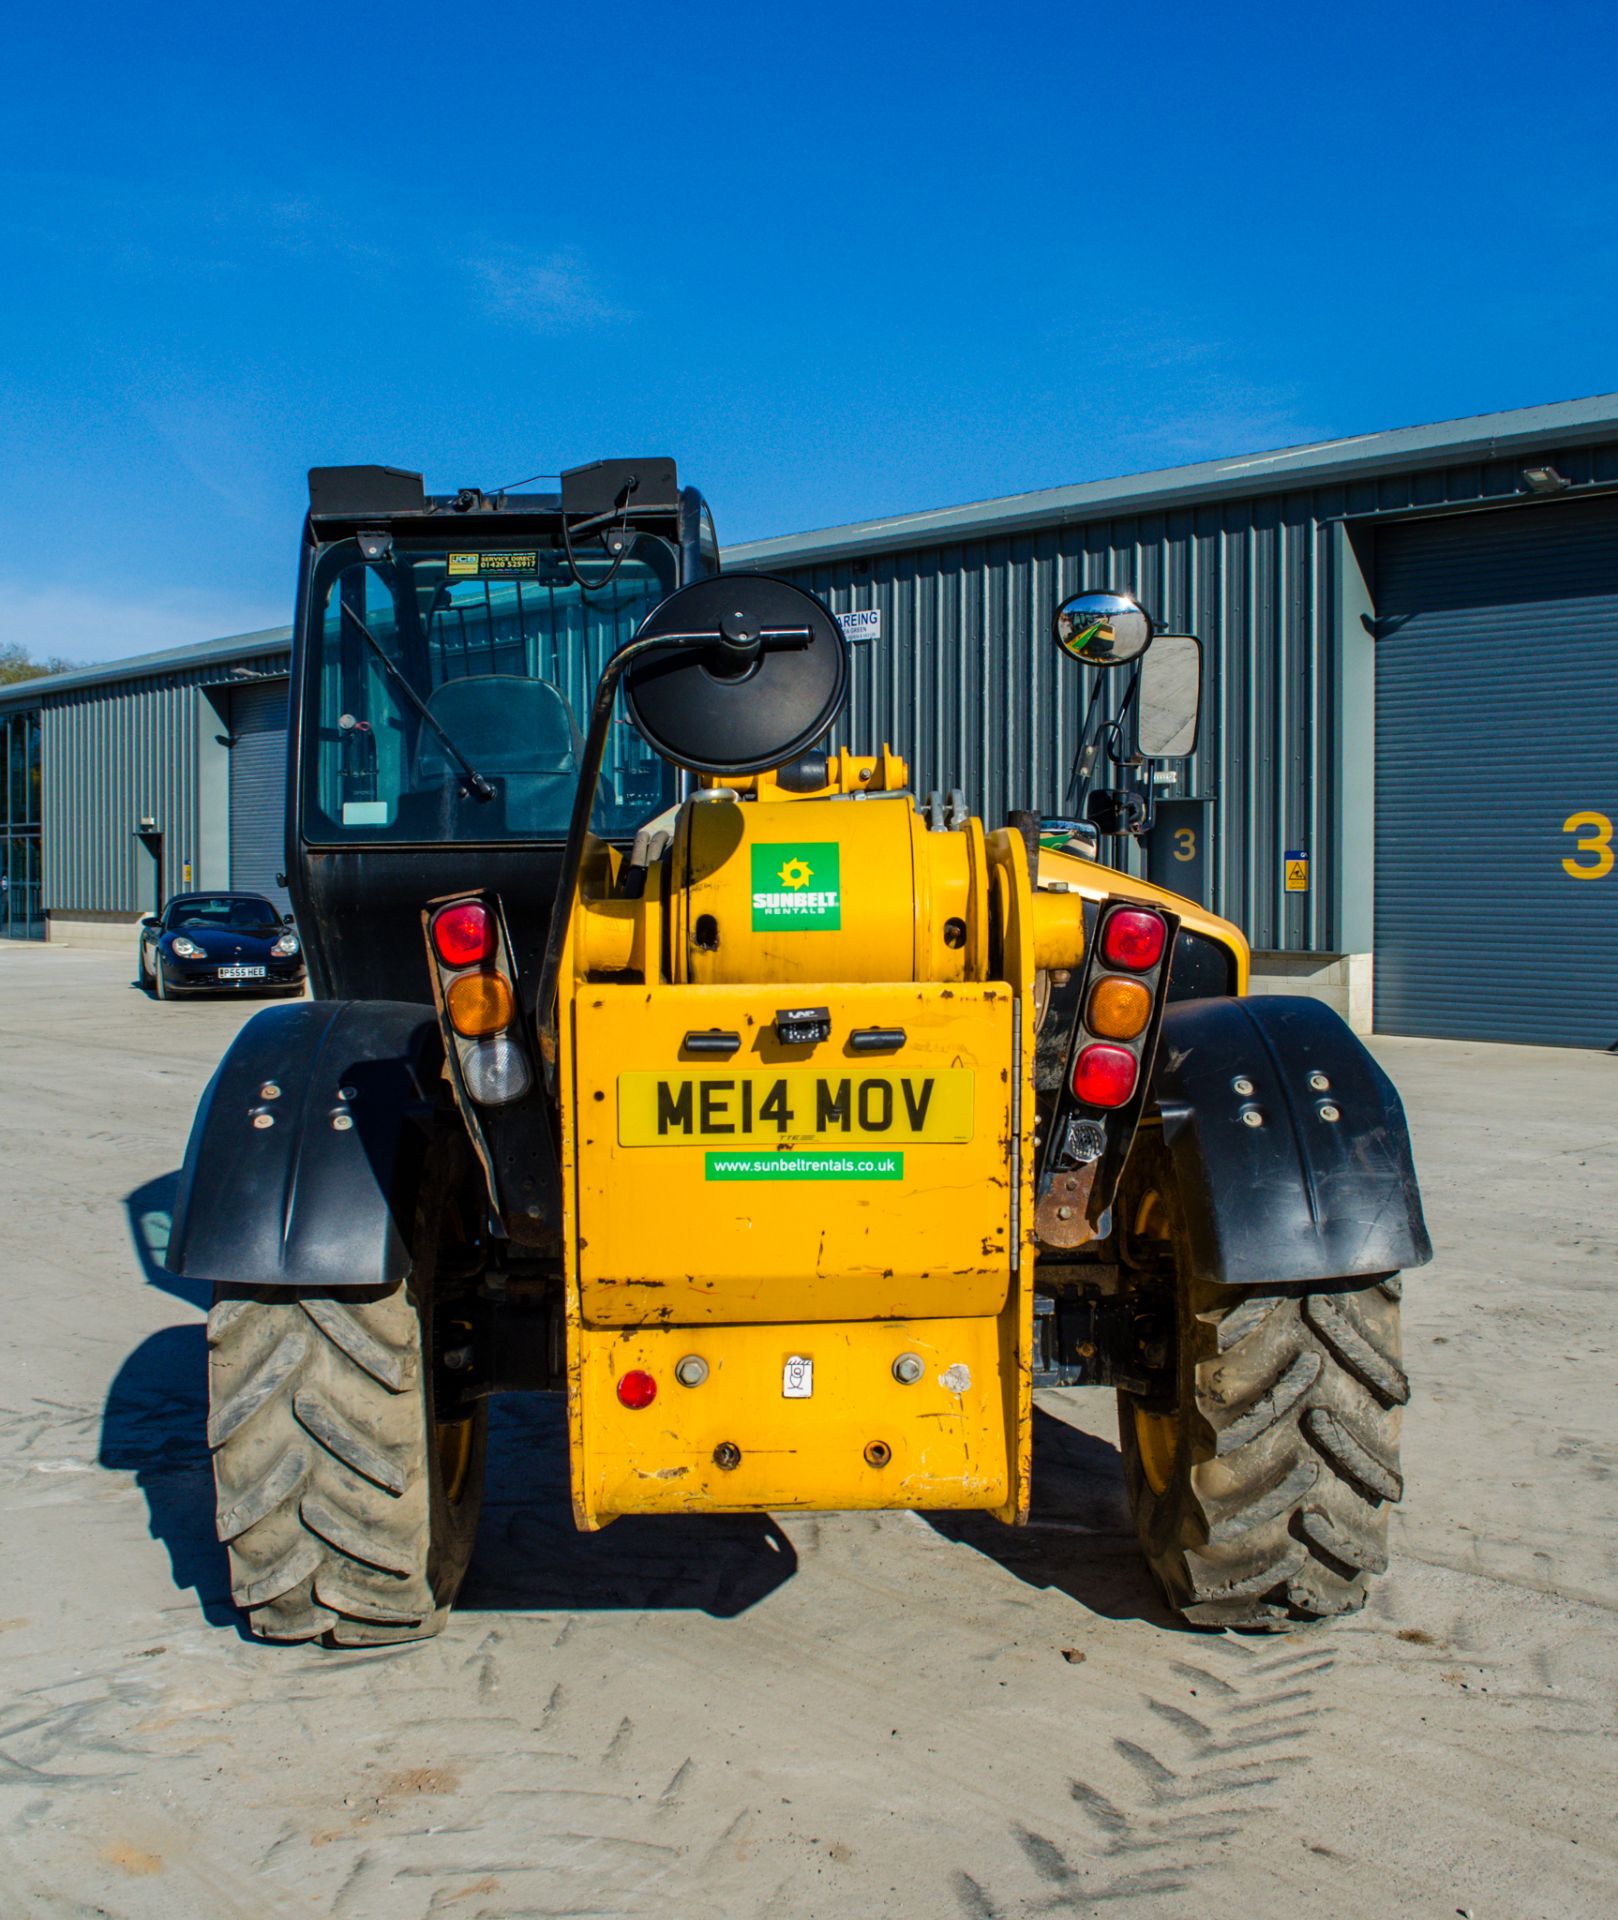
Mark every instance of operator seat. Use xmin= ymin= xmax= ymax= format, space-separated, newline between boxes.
xmin=410 ymin=674 xmax=583 ymax=836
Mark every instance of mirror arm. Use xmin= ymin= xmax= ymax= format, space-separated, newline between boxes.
xmin=532 ymin=628 xmax=714 ymax=1090
xmin=1117 ymin=664 xmax=1143 ymax=760
xmin=531 ymin=624 xmax=813 ymax=1090
xmin=1064 ymin=671 xmax=1110 ymax=810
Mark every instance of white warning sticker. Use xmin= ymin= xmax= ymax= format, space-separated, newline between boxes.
xmin=782 ymin=1355 xmax=814 ymax=1399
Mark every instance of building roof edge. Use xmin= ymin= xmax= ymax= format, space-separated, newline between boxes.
xmin=727 ymin=392 xmax=1618 ymax=570
xmin=0 ymin=625 xmax=294 ymax=707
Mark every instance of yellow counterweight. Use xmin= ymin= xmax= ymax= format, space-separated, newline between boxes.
xmin=559 ymin=780 xmax=1048 ymax=1531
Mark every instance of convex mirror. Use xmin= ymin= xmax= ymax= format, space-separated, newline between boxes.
xmin=624 ymin=574 xmax=848 ymax=776
xmin=1053 ymin=589 xmax=1154 ymax=667
xmin=1136 ymin=633 xmax=1202 ymax=759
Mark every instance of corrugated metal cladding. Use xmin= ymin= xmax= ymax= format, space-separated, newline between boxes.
xmin=1374 ymin=496 xmax=1618 ymax=1048
xmin=768 ymin=441 xmax=1618 ymax=953
xmin=228 ymin=681 xmax=292 ymax=913
xmin=40 ymin=652 xmax=288 ymax=912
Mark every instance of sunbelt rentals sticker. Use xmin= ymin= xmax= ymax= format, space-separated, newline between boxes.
xmin=751 ymin=842 xmax=841 ymax=930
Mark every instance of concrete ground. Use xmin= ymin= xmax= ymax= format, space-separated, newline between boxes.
xmin=0 ymin=942 xmax=1613 ymax=1920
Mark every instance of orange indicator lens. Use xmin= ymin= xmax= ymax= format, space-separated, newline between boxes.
xmin=446 ymin=969 xmax=515 ymax=1037
xmin=1086 ymin=975 xmax=1152 ymax=1041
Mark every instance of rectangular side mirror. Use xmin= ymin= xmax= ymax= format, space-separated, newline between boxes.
xmin=140 ymin=914 xmax=158 ymax=927
xmin=1136 ymin=634 xmax=1202 ymax=759
xmin=283 ymin=912 xmax=296 ymax=925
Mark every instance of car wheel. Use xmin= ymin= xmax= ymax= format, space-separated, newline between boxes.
xmin=154 ymin=960 xmax=169 ymax=1001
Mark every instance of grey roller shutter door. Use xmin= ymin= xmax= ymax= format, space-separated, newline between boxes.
xmin=229 ymin=679 xmax=291 ymax=914
xmin=1374 ymin=497 xmax=1617 ymax=1047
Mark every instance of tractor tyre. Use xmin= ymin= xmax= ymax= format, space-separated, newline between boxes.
xmin=1116 ymin=1155 xmax=1408 ymax=1629
xmin=206 ymin=1276 xmax=486 ymax=1646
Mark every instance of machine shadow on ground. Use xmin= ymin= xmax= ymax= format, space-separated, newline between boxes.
xmin=125 ymin=1170 xmax=209 ymax=1310
xmin=925 ymin=1406 xmax=1185 ymax=1630
xmin=107 ymin=1179 xmax=796 ymax=1632
xmin=100 ymin=1320 xmax=242 ymax=1630
xmin=112 ymin=1176 xmax=1133 ymax=1630
xmin=107 ymin=1174 xmax=239 ymax=1627
xmin=100 ymin=1343 xmax=798 ymax=1635
xmin=100 ymin=1265 xmax=1153 ymax=1637
xmin=460 ymin=1395 xmax=798 ymax=1619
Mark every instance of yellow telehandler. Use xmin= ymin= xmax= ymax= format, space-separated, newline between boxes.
xmin=170 ymin=460 xmax=1429 ymax=1643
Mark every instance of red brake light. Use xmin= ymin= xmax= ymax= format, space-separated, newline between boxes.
xmin=1072 ymin=1042 xmax=1139 ymax=1108
xmin=432 ymin=900 xmax=496 ymax=969
xmin=616 ymin=1369 xmax=658 ymax=1410
xmin=1101 ymin=908 xmax=1167 ymax=972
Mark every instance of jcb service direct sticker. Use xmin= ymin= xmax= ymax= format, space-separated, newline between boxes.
xmin=447 ymin=551 xmax=540 ymax=577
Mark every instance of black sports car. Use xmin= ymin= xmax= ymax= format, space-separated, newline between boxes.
xmin=138 ymin=891 xmax=308 ymax=1000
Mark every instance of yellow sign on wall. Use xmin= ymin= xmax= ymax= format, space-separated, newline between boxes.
xmin=1562 ymin=810 xmax=1613 ymax=879
xmin=1284 ymin=849 xmax=1310 ymax=893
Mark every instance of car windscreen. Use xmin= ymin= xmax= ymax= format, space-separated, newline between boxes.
xmin=300 ymin=538 xmax=678 ymax=844
xmin=170 ymin=897 xmax=280 ymax=931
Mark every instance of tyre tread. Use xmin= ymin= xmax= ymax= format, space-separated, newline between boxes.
xmin=208 ymin=1275 xmax=482 ymax=1648
xmin=1120 ymin=1245 xmax=1406 ymax=1632
xmin=1302 ymin=1292 xmax=1410 ymax=1405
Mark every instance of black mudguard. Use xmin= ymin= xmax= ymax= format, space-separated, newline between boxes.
xmin=167 ymin=1000 xmax=446 ymax=1290
xmin=1151 ymin=995 xmax=1432 ymax=1287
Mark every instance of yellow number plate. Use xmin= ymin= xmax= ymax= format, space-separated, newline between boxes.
xmin=617 ymin=1068 xmax=975 ymax=1147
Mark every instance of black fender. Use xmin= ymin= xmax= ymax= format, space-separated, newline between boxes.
xmin=1150 ymin=995 xmax=1432 ymax=1287
xmin=167 ymin=1000 xmax=447 ymax=1290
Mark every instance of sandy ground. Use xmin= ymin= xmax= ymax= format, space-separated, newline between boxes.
xmin=0 ymin=940 xmax=1613 ymax=1920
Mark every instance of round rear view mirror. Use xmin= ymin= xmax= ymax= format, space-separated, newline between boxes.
xmin=1053 ymin=589 xmax=1154 ymax=667
xmin=624 ymin=574 xmax=848 ymax=776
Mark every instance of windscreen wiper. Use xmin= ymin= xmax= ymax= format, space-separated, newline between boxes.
xmin=339 ymin=603 xmax=496 ymax=802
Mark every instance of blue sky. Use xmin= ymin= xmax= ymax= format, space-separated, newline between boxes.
xmin=2 ymin=0 xmax=1614 ymax=663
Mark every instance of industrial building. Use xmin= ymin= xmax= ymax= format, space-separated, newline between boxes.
xmin=3 ymin=394 xmax=1614 ymax=1047
xmin=733 ymin=394 xmax=1618 ymax=1049
xmin=0 ymin=627 xmax=293 ymax=944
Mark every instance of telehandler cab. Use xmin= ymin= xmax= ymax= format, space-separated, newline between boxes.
xmin=169 ymin=459 xmax=1430 ymax=1645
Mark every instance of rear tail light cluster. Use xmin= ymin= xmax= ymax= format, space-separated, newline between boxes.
xmin=1038 ymin=895 xmax=1180 ymax=1241
xmin=427 ymin=897 xmax=532 ymax=1106
xmin=1068 ymin=901 xmax=1174 ymax=1112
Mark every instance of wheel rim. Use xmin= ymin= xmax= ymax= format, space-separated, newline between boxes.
xmin=1133 ymin=1188 xmax=1170 ymax=1245
xmin=436 ymin=1415 xmax=475 ymax=1505
xmin=1133 ymin=1404 xmax=1179 ymax=1496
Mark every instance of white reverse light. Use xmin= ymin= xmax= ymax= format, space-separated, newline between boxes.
xmin=460 ymin=1033 xmax=531 ymax=1106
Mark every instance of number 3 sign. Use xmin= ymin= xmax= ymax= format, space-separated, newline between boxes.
xmin=1562 ymin=811 xmax=1614 ymax=880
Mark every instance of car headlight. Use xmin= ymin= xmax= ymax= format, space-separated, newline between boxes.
xmin=270 ymin=933 xmax=300 ymax=958
xmin=170 ymin=936 xmax=204 ymax=958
